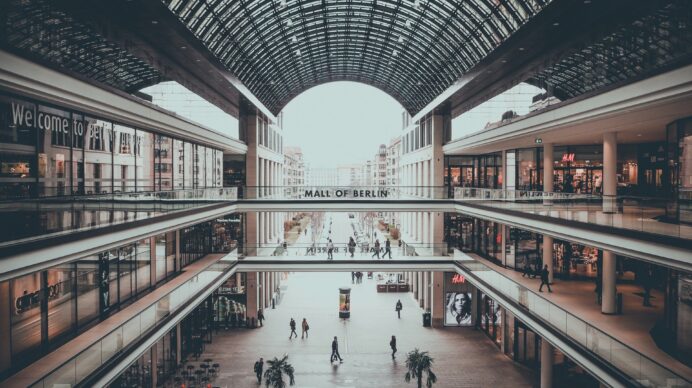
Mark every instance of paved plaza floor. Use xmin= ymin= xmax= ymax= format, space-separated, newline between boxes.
xmin=201 ymin=272 xmax=536 ymax=388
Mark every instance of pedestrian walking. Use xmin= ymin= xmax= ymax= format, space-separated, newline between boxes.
xmin=390 ymin=335 xmax=397 ymax=359
xmin=327 ymin=239 xmax=334 ymax=260
xmin=348 ymin=237 xmax=356 ymax=258
xmin=330 ymin=336 xmax=344 ymax=363
xmin=351 ymin=271 xmax=355 ymax=284
xmin=395 ymin=299 xmax=403 ymax=319
xmin=289 ymin=318 xmax=298 ymax=339
xmin=302 ymin=318 xmax=310 ymax=339
xmin=254 ymin=357 xmax=264 ymax=383
xmin=371 ymin=239 xmax=381 ymax=259
xmin=282 ymin=240 xmax=288 ymax=256
xmin=384 ymin=238 xmax=392 ymax=259
xmin=539 ymin=265 xmax=552 ymax=293
xmin=257 ymin=308 xmax=265 ymax=327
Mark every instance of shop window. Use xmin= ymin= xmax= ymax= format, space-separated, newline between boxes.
xmin=10 ymin=272 xmax=42 ymax=357
xmin=114 ymin=124 xmax=136 ymax=193
xmin=135 ymin=130 xmax=154 ymax=192
xmin=47 ymin=265 xmax=76 ymax=341
xmin=135 ymin=239 xmax=151 ymax=294
xmin=76 ymin=259 xmax=99 ymax=327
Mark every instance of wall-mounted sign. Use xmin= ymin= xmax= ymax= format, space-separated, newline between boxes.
xmin=561 ymin=153 xmax=575 ymax=163
xmin=451 ymin=274 xmax=465 ymax=284
xmin=303 ymin=189 xmax=390 ymax=198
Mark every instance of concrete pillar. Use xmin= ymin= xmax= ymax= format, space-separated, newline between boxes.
xmin=543 ymin=143 xmax=553 ymax=193
xmin=246 ymin=272 xmax=259 ymax=321
xmin=543 ymin=235 xmax=554 ymax=284
xmin=603 ymin=132 xmax=617 ymax=213
xmin=150 ymin=236 xmax=157 ymax=287
xmin=541 ymin=338 xmax=554 ymax=388
xmin=175 ymin=230 xmax=181 ymax=270
xmin=418 ymin=272 xmax=424 ymax=307
xmin=0 ymin=281 xmax=10 ymax=373
xmin=431 ymin=272 xmax=444 ymax=327
xmin=423 ymin=272 xmax=431 ymax=311
xmin=602 ymin=251 xmax=617 ymax=314
xmin=258 ymin=157 xmax=264 ymax=198
xmin=176 ymin=323 xmax=182 ymax=364
xmin=413 ymin=271 xmax=419 ymax=299
xmin=150 ymin=343 xmax=158 ymax=388
xmin=264 ymin=272 xmax=270 ymax=308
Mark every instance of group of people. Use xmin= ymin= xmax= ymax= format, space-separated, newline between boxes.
xmin=351 ymin=271 xmax=369 ymax=284
xmin=288 ymin=317 xmax=310 ymax=339
xmin=370 ymin=238 xmax=393 ymax=259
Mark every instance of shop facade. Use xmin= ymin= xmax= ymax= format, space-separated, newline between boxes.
xmin=0 ymin=215 xmax=241 ymax=378
xmin=0 ymin=91 xmax=223 ymax=200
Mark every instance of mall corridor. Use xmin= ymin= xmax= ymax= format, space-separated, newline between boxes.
xmin=197 ymin=272 xmax=535 ymax=388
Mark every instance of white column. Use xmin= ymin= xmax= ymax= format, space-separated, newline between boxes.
xmin=602 ymin=250 xmax=617 ymax=314
xmin=541 ymin=339 xmax=554 ymax=388
xmin=543 ymin=143 xmax=553 ymax=205
xmin=543 ymin=235 xmax=553 ymax=284
xmin=258 ymin=157 xmax=264 ymax=198
xmin=603 ymin=133 xmax=617 ymax=213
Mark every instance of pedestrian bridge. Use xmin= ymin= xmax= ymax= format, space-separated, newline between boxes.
xmin=235 ymin=257 xmax=457 ymax=272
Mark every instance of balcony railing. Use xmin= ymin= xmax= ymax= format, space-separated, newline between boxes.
xmin=239 ymin=243 xmax=451 ymax=257
xmin=454 ymin=187 xmax=692 ymax=240
xmin=240 ymin=186 xmax=450 ymax=200
xmin=455 ymin=253 xmax=690 ymax=388
xmin=26 ymin=256 xmax=237 ymax=388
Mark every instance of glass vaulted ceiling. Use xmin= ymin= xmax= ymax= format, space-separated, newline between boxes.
xmin=163 ymin=0 xmax=552 ymax=115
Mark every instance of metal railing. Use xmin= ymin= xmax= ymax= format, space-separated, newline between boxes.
xmin=240 ymin=186 xmax=450 ymax=200
xmin=239 ymin=242 xmax=451 ymax=257
xmin=455 ymin=254 xmax=690 ymax=388
xmin=27 ymin=258 xmax=236 ymax=388
xmin=454 ymin=187 xmax=692 ymax=239
xmin=0 ymin=186 xmax=237 ymax=202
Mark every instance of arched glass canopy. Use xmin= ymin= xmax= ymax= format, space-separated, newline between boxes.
xmin=163 ymin=0 xmax=552 ymax=115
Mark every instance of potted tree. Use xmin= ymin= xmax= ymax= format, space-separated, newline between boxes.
xmin=404 ymin=349 xmax=437 ymax=388
xmin=263 ymin=355 xmax=295 ymax=388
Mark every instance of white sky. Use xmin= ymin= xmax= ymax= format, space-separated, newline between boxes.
xmin=281 ymin=81 xmax=403 ymax=168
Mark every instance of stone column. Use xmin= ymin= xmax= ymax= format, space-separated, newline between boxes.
xmin=150 ymin=236 xmax=157 ymax=287
xmin=176 ymin=323 xmax=182 ymax=364
xmin=175 ymin=230 xmax=181 ymax=270
xmin=0 ymin=281 xmax=11 ymax=372
xmin=543 ymin=143 xmax=553 ymax=205
xmin=602 ymin=250 xmax=617 ymax=314
xmin=413 ymin=271 xmax=419 ymax=299
xmin=431 ymin=272 xmax=444 ymax=327
xmin=418 ymin=272 xmax=424 ymax=307
xmin=603 ymin=132 xmax=617 ymax=213
xmin=541 ymin=338 xmax=554 ymax=388
xmin=246 ymin=272 xmax=259 ymax=322
xmin=150 ymin=343 xmax=158 ymax=388
xmin=543 ymin=235 xmax=554 ymax=284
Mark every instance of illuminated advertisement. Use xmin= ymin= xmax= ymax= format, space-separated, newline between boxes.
xmin=339 ymin=287 xmax=351 ymax=318
xmin=445 ymin=292 xmax=473 ymax=326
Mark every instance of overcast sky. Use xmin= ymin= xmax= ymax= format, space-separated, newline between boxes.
xmin=281 ymin=81 xmax=403 ymax=168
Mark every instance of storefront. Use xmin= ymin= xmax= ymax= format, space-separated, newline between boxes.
xmin=213 ymin=273 xmax=247 ymax=329
xmin=0 ymin=91 xmax=223 ymax=200
xmin=666 ymin=116 xmax=692 ymax=224
xmin=445 ymin=215 xmax=502 ymax=264
xmin=478 ymin=291 xmax=503 ymax=348
xmin=444 ymin=153 xmax=503 ymax=196
xmin=443 ymin=272 xmax=477 ymax=327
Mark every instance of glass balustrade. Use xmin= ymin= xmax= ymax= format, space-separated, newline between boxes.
xmin=454 ymin=187 xmax=692 ymax=239
xmin=455 ymin=256 xmax=689 ymax=388
xmin=28 ymin=260 xmax=236 ymax=388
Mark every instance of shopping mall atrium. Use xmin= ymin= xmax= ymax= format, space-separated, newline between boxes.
xmin=0 ymin=0 xmax=691 ymax=387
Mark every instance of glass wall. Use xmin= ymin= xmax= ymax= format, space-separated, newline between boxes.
xmin=0 ymin=91 xmax=224 ymax=200
xmin=444 ymin=153 xmax=502 ymax=195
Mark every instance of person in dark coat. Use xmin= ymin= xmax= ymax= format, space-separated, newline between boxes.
xmin=539 ymin=265 xmax=552 ymax=293
xmin=289 ymin=318 xmax=298 ymax=339
xmin=371 ymin=239 xmax=381 ymax=259
xmin=254 ymin=358 xmax=264 ymax=383
xmin=395 ymin=300 xmax=403 ymax=319
xmin=390 ymin=335 xmax=397 ymax=359
xmin=330 ymin=336 xmax=344 ymax=363
xmin=258 ymin=308 xmax=265 ymax=327
xmin=384 ymin=238 xmax=392 ymax=259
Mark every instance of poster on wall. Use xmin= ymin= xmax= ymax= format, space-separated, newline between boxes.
xmin=445 ymin=292 xmax=472 ymax=326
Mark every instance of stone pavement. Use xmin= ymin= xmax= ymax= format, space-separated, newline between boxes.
xmin=200 ymin=272 xmax=536 ymax=388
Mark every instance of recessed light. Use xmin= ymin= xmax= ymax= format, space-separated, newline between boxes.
xmin=637 ymin=134 xmax=642 ymax=137
xmin=518 ymin=47 xmax=525 ymax=51
xmin=151 ymin=20 xmax=158 ymax=24
xmin=553 ymin=22 xmax=559 ymax=26
xmin=180 ymin=46 xmax=187 ymax=49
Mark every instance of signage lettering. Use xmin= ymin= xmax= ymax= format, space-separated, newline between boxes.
xmin=303 ymin=189 xmax=390 ymax=198
xmin=561 ymin=153 xmax=575 ymax=163
xmin=451 ymin=274 xmax=465 ymax=284
xmin=14 ymin=283 xmax=63 ymax=314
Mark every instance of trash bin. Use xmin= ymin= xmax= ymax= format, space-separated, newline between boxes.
xmin=616 ymin=292 xmax=623 ymax=314
xmin=422 ymin=312 xmax=431 ymax=327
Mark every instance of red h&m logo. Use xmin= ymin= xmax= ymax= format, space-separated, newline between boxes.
xmin=451 ymin=274 xmax=465 ymax=284
xmin=561 ymin=153 xmax=575 ymax=163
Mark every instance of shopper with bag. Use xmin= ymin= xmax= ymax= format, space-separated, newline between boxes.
xmin=302 ymin=318 xmax=310 ymax=339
